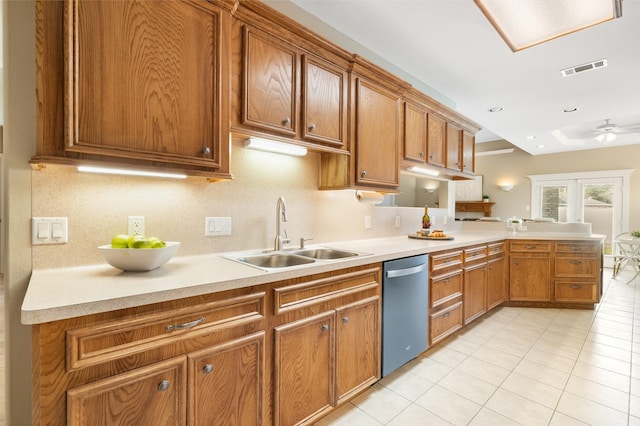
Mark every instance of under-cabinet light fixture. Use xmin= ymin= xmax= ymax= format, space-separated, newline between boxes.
xmin=474 ymin=0 xmax=622 ymax=52
xmin=77 ymin=166 xmax=187 ymax=179
xmin=244 ymin=137 xmax=307 ymax=157
xmin=407 ymin=166 xmax=440 ymax=177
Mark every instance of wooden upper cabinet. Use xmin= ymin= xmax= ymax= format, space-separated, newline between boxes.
xmin=427 ymin=114 xmax=446 ymax=167
xmin=462 ymin=130 xmax=475 ymax=174
xmin=403 ymin=101 xmax=428 ymax=163
xmin=302 ymin=55 xmax=348 ymax=147
xmin=445 ymin=122 xmax=462 ymax=171
xmin=243 ymin=27 xmax=297 ymax=136
xmin=355 ymin=78 xmax=401 ymax=188
xmin=238 ymin=24 xmax=348 ymax=150
xmin=62 ymin=0 xmax=230 ymax=173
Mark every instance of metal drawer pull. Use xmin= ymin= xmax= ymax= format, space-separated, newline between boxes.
xmin=165 ymin=316 xmax=206 ymax=332
xmin=322 ymin=324 xmax=330 ymax=331
xmin=443 ymin=312 xmax=451 ymax=318
xmin=158 ymin=380 xmax=170 ymax=392
xmin=569 ymin=260 xmax=582 ymax=265
xmin=343 ymin=317 xmax=349 ymax=323
xmin=282 ymin=117 xmax=291 ymax=125
xmin=570 ymin=285 xmax=582 ymax=289
xmin=525 ymin=245 xmax=537 ymax=249
xmin=203 ymin=364 xmax=213 ymax=374
xmin=308 ymin=124 xmax=316 ymax=131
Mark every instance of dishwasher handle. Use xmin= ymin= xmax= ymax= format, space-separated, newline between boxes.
xmin=385 ymin=263 xmax=427 ymax=278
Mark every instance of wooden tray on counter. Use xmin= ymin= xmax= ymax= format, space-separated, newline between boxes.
xmin=408 ymin=234 xmax=455 ymax=241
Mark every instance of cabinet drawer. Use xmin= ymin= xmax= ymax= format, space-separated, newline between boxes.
xmin=464 ymin=245 xmax=487 ymax=266
xmin=555 ymin=257 xmax=598 ymax=277
xmin=488 ymin=242 xmax=505 ymax=259
xmin=431 ymin=271 xmax=462 ymax=308
xmin=430 ymin=302 xmax=463 ymax=345
xmin=509 ymin=241 xmax=551 ymax=253
xmin=555 ymin=281 xmax=598 ymax=302
xmin=556 ymin=242 xmax=600 ymax=254
xmin=273 ymin=267 xmax=380 ymax=314
xmin=431 ymin=250 xmax=463 ymax=273
xmin=67 ymin=292 xmax=265 ymax=370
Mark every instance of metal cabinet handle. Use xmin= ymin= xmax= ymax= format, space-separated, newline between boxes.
xmin=342 ymin=317 xmax=349 ymax=324
xmin=443 ymin=312 xmax=451 ymax=318
xmin=514 ymin=260 xmax=519 ymax=266
xmin=525 ymin=245 xmax=537 ymax=249
xmin=419 ymin=151 xmax=424 ymax=157
xmin=203 ymin=364 xmax=213 ymax=374
xmin=321 ymin=324 xmax=330 ymax=331
xmin=158 ymin=380 xmax=170 ymax=392
xmin=283 ymin=117 xmax=291 ymax=125
xmin=308 ymin=124 xmax=316 ymax=132
xmin=165 ymin=316 xmax=205 ymax=332
xmin=570 ymin=285 xmax=582 ymax=289
xmin=569 ymin=260 xmax=582 ymax=265
xmin=202 ymin=146 xmax=211 ymax=154
xmin=360 ymin=170 xmax=367 ymax=178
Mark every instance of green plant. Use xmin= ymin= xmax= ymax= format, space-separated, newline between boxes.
xmin=483 ymin=194 xmax=489 ymax=199
xmin=632 ymin=231 xmax=640 ymax=238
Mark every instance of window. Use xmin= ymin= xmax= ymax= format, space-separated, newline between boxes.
xmin=529 ymin=170 xmax=633 ymax=255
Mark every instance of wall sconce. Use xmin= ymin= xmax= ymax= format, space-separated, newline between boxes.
xmin=425 ymin=188 xmax=437 ymax=193
xmin=244 ymin=137 xmax=307 ymax=156
xmin=499 ymin=184 xmax=514 ymax=192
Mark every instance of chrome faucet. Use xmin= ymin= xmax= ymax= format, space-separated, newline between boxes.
xmin=274 ymin=196 xmax=290 ymax=251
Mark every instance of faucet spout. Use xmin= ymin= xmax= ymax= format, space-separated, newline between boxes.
xmin=275 ymin=197 xmax=289 ymax=251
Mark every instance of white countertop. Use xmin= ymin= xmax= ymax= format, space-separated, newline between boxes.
xmin=21 ymin=232 xmax=604 ymax=325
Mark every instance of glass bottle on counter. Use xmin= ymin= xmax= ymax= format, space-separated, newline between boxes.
xmin=422 ymin=207 xmax=431 ymax=229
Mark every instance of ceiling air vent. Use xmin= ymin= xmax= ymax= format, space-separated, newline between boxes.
xmin=560 ymin=59 xmax=608 ymax=77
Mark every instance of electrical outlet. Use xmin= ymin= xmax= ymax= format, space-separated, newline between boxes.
xmin=128 ymin=216 xmax=145 ymax=236
xmin=395 ymin=216 xmax=401 ymax=227
xmin=364 ymin=215 xmax=372 ymax=229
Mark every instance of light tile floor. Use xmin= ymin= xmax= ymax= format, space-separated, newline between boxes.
xmin=317 ymin=268 xmax=640 ymax=426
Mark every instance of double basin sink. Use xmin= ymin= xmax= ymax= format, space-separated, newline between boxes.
xmin=225 ymin=247 xmax=366 ymax=271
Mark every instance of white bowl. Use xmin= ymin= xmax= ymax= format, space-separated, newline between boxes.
xmin=98 ymin=242 xmax=181 ymax=271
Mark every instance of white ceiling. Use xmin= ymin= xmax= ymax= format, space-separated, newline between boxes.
xmin=271 ymin=0 xmax=640 ymax=155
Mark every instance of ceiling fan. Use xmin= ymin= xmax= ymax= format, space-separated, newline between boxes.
xmin=554 ymin=118 xmax=640 ymax=146
xmin=593 ymin=118 xmax=640 ymax=143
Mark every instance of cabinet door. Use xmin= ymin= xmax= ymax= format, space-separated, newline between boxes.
xmin=302 ymin=55 xmax=347 ymax=148
xmin=67 ymin=357 xmax=186 ymax=425
xmin=509 ymin=257 xmax=551 ymax=301
xmin=445 ymin=122 xmax=462 ymax=171
xmin=66 ymin=0 xmax=226 ymax=168
xmin=403 ymin=101 xmax=428 ymax=163
xmin=487 ymin=256 xmax=506 ymax=310
xmin=336 ymin=297 xmax=380 ymax=404
xmin=274 ymin=311 xmax=335 ymax=426
xmin=243 ymin=27 xmax=297 ymax=136
xmin=463 ymin=264 xmax=487 ymax=324
xmin=188 ymin=332 xmax=264 ymax=426
xmin=355 ymin=78 xmax=400 ymax=188
xmin=427 ymin=114 xmax=446 ymax=167
xmin=462 ymin=130 xmax=475 ymax=174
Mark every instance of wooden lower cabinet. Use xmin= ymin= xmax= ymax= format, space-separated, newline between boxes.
xmin=272 ymin=267 xmax=381 ymax=425
xmin=429 ymin=249 xmax=464 ymax=345
xmin=67 ymin=357 xmax=187 ymax=425
xmin=188 ymin=333 xmax=265 ymax=426
xmin=486 ymin=256 xmax=506 ymax=309
xmin=463 ymin=263 xmax=487 ymax=324
xmin=274 ymin=312 xmax=335 ymax=426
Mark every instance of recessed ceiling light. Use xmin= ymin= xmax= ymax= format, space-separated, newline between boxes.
xmin=537 ymin=145 xmax=545 ymax=149
xmin=526 ymin=135 xmax=536 ymax=140
xmin=563 ymin=107 xmax=579 ymax=113
xmin=489 ymin=107 xmax=503 ymax=112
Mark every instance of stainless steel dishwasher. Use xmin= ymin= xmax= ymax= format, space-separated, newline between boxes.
xmin=382 ymin=254 xmax=429 ymax=377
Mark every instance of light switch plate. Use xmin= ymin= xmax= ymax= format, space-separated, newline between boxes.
xmin=32 ymin=217 xmax=68 ymax=245
xmin=205 ymin=217 xmax=232 ymax=236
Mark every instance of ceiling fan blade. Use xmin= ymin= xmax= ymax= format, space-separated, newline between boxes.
xmin=616 ymin=125 xmax=640 ymax=134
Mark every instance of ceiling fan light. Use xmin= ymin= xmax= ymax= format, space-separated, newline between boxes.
xmin=595 ymin=132 xmax=617 ymax=144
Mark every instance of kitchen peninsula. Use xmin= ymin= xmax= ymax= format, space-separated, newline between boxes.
xmin=24 ymin=224 xmax=604 ymax=425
